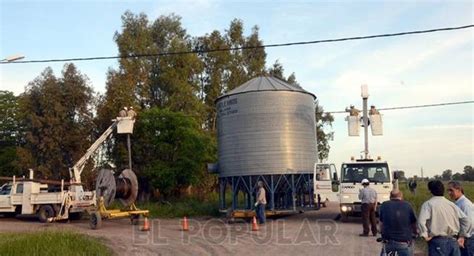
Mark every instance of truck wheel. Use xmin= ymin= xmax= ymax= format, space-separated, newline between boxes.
xmin=38 ymin=205 xmax=55 ymax=223
xmin=341 ymin=213 xmax=349 ymax=223
xmin=89 ymin=212 xmax=102 ymax=230
xmin=130 ymin=214 xmax=139 ymax=225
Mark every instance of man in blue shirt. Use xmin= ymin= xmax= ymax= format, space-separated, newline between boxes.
xmin=379 ymin=189 xmax=417 ymax=256
xmin=448 ymin=181 xmax=474 ymax=256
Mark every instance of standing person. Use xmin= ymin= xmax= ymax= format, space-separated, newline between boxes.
xmin=255 ymin=181 xmax=267 ymax=224
xmin=119 ymin=107 xmax=127 ymax=117
xmin=448 ymin=181 xmax=474 ymax=256
xmin=369 ymin=105 xmax=380 ymax=115
xmin=127 ymin=106 xmax=137 ymax=119
xmin=345 ymin=105 xmax=360 ymax=116
xmin=418 ymin=180 xmax=470 ymax=256
xmin=408 ymin=177 xmax=418 ymax=195
xmin=379 ymin=190 xmax=418 ymax=256
xmin=359 ymin=178 xmax=378 ymax=236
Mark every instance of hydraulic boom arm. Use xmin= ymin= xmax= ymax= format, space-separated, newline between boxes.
xmin=70 ymin=121 xmax=118 ymax=183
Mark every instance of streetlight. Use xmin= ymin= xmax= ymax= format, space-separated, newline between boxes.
xmin=1 ymin=54 xmax=25 ymax=62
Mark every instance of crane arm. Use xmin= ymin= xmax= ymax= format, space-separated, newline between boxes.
xmin=70 ymin=120 xmax=118 ymax=183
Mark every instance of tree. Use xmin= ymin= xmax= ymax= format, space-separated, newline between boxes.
xmin=441 ymin=169 xmax=453 ymax=181
xmin=133 ymin=108 xmax=214 ymax=198
xmin=396 ymin=170 xmax=406 ymax=181
xmin=315 ymin=101 xmax=334 ymax=161
xmin=452 ymin=172 xmax=463 ymax=181
xmin=17 ymin=64 xmax=95 ymax=179
xmin=463 ymin=165 xmax=474 ymax=181
xmin=195 ymin=30 xmax=231 ymax=131
xmin=0 ymin=91 xmax=21 ymax=176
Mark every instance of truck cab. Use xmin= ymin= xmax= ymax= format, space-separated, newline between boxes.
xmin=339 ymin=158 xmax=392 ymax=221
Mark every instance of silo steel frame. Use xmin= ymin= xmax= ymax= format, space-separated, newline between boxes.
xmin=218 ymin=173 xmax=314 ymax=211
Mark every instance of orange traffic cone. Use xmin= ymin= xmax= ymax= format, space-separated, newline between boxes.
xmin=141 ymin=217 xmax=150 ymax=231
xmin=182 ymin=216 xmax=189 ymax=231
xmin=252 ymin=216 xmax=259 ymax=231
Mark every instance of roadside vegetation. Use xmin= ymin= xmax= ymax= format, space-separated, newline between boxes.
xmin=0 ymin=231 xmax=112 ymax=256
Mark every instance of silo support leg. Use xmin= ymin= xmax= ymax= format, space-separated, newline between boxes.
xmin=291 ymin=175 xmax=296 ymax=211
xmin=270 ymin=175 xmax=275 ymax=211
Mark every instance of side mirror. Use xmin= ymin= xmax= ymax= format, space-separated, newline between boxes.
xmin=333 ymin=172 xmax=338 ymax=181
xmin=393 ymin=171 xmax=399 ymax=180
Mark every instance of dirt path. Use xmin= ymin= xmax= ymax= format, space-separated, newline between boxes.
xmin=0 ymin=203 xmax=426 ymax=255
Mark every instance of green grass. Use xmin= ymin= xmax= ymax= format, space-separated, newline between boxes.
xmin=0 ymin=231 xmax=112 ymax=256
xmin=136 ymin=195 xmax=221 ymax=218
xmin=400 ymin=181 xmax=474 ymax=214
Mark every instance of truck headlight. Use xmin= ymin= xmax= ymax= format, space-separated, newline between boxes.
xmin=341 ymin=206 xmax=348 ymax=212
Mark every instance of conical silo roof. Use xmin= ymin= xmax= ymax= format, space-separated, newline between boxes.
xmin=217 ymin=76 xmax=316 ymax=100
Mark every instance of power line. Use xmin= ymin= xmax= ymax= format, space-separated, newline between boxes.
xmin=1 ymin=24 xmax=473 ymax=65
xmin=326 ymin=100 xmax=474 ymax=114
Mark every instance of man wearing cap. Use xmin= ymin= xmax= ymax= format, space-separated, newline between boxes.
xmin=379 ymin=190 xmax=418 ymax=256
xmin=359 ymin=178 xmax=378 ymax=236
xmin=447 ymin=181 xmax=473 ymax=256
xmin=418 ymin=180 xmax=470 ymax=256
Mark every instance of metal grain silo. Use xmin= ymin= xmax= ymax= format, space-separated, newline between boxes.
xmin=215 ymin=76 xmax=318 ymax=213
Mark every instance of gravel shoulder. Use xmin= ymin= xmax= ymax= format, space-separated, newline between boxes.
xmin=0 ymin=203 xmax=426 ymax=256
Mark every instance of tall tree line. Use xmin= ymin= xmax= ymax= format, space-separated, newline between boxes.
xmin=1 ymin=11 xmax=334 ymax=199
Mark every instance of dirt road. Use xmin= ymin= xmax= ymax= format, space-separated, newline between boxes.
xmin=0 ymin=203 xmax=425 ymax=255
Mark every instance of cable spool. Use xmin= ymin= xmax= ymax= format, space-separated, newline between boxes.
xmin=116 ymin=169 xmax=138 ymax=207
xmin=95 ymin=169 xmax=139 ymax=207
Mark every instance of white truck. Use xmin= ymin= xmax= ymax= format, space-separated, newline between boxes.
xmin=0 ymin=116 xmax=135 ymax=223
xmin=314 ymin=163 xmax=339 ymax=207
xmin=0 ymin=170 xmax=95 ymax=222
xmin=338 ymin=158 xmax=393 ymax=221
xmin=314 ymin=158 xmax=395 ymax=221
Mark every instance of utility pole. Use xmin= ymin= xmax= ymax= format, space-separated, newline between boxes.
xmin=421 ymin=167 xmax=424 ymax=180
xmin=361 ymin=84 xmax=369 ymax=159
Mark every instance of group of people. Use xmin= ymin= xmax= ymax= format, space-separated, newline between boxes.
xmin=118 ymin=106 xmax=137 ymax=118
xmin=359 ymin=179 xmax=473 ymax=256
xmin=345 ymin=105 xmax=380 ymax=116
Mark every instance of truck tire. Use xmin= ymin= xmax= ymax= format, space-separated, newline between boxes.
xmin=89 ymin=212 xmax=102 ymax=230
xmin=130 ymin=214 xmax=139 ymax=225
xmin=69 ymin=212 xmax=83 ymax=221
xmin=341 ymin=213 xmax=349 ymax=223
xmin=38 ymin=205 xmax=55 ymax=223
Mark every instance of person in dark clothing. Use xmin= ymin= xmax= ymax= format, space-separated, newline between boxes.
xmin=379 ymin=190 xmax=418 ymax=256
xmin=408 ymin=177 xmax=418 ymax=195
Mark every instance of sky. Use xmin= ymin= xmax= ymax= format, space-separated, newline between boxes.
xmin=1 ymin=0 xmax=473 ymax=178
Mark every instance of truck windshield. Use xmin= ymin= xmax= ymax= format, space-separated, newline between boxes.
xmin=0 ymin=184 xmax=12 ymax=195
xmin=341 ymin=163 xmax=390 ymax=183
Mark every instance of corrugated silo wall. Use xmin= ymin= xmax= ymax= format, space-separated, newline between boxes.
xmin=217 ymin=91 xmax=318 ymax=178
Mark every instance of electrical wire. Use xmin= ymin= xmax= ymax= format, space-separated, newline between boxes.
xmin=1 ymin=24 xmax=472 ymax=65
xmin=326 ymin=100 xmax=474 ymax=114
